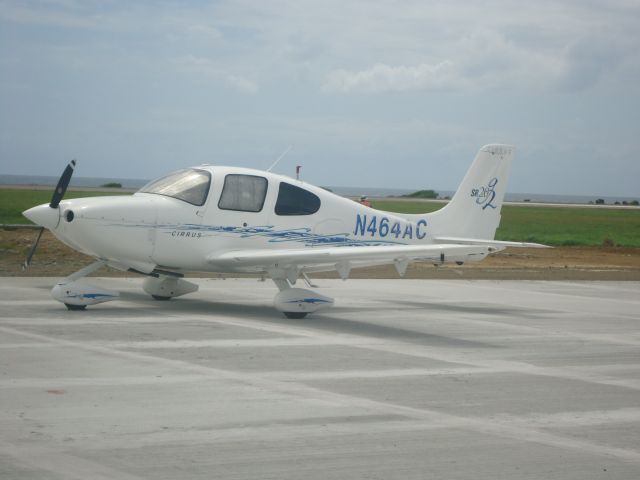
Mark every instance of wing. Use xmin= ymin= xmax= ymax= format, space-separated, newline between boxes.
xmin=207 ymin=243 xmax=502 ymax=279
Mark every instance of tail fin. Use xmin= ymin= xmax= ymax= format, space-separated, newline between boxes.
xmin=426 ymin=144 xmax=514 ymax=240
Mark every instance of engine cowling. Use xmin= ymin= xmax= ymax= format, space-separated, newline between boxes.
xmin=52 ymin=281 xmax=119 ymax=306
xmin=274 ymin=288 xmax=334 ymax=314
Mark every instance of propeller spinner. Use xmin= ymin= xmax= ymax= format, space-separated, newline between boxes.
xmin=22 ymin=159 xmax=77 ymax=270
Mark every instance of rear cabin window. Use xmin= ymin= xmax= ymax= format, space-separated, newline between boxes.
xmin=218 ymin=174 xmax=268 ymax=212
xmin=275 ymin=182 xmax=321 ymax=216
xmin=139 ymin=169 xmax=211 ymax=206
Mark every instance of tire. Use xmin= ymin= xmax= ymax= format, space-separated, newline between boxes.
xmin=283 ymin=311 xmax=308 ymax=319
xmin=152 ymin=295 xmax=171 ymax=301
xmin=64 ymin=303 xmax=87 ymax=311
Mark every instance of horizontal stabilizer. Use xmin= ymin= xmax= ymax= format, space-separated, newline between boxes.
xmin=434 ymin=236 xmax=550 ymax=248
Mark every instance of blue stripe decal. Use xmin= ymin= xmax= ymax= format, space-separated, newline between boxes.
xmin=65 ymin=293 xmax=116 ymax=299
xmin=108 ymin=223 xmax=406 ymax=247
xmin=285 ymin=298 xmax=332 ymax=304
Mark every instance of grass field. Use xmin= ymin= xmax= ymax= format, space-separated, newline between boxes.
xmin=2 ymin=189 xmax=639 ymax=247
xmin=496 ymin=205 xmax=640 ymax=247
xmin=373 ymin=200 xmax=640 ymax=247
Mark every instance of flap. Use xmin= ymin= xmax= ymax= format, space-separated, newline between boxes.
xmin=208 ymin=244 xmax=500 ymax=270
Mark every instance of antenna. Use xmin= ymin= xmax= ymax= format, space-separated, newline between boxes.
xmin=267 ymin=145 xmax=293 ymax=172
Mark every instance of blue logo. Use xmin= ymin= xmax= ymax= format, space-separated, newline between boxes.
xmin=471 ymin=177 xmax=498 ymax=210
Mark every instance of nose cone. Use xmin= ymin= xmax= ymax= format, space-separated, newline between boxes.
xmin=23 ymin=204 xmax=59 ymax=229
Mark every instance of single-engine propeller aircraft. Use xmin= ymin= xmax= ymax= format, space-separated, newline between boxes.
xmin=23 ymin=144 xmax=545 ymax=318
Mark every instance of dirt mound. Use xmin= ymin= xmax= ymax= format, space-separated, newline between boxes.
xmin=2 ymin=228 xmax=639 ymax=280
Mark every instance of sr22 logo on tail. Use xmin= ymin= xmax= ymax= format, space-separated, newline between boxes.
xmin=471 ymin=177 xmax=498 ymax=210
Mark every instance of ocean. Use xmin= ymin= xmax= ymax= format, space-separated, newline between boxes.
xmin=1 ymin=174 xmax=636 ymax=205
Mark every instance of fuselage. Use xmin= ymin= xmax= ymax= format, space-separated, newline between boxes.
xmin=24 ymin=165 xmax=434 ymax=274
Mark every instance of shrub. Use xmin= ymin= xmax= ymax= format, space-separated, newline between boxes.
xmin=404 ymin=189 xmax=438 ymax=199
xmin=561 ymin=239 xmax=583 ymax=246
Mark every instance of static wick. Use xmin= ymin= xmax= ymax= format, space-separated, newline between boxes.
xmin=296 ymin=165 xmax=301 ymax=180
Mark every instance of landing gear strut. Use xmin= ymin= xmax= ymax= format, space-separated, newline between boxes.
xmin=51 ymin=260 xmax=119 ymax=310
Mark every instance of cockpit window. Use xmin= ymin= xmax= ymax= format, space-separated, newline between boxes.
xmin=139 ymin=169 xmax=211 ymax=206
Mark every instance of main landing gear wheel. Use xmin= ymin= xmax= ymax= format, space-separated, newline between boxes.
xmin=64 ymin=303 xmax=87 ymax=311
xmin=283 ymin=312 xmax=308 ymax=319
xmin=151 ymin=295 xmax=171 ymax=301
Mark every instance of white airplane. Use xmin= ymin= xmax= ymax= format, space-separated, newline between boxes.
xmin=23 ymin=144 xmax=544 ymax=318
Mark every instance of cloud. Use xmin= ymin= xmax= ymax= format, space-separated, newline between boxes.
xmin=323 ymin=61 xmax=457 ymax=93
xmin=321 ymin=22 xmax=639 ymax=95
xmin=4 ymin=1 xmax=638 ymax=95
xmin=184 ymin=24 xmax=223 ymax=42
xmin=0 ymin=2 xmax=97 ymax=29
xmin=226 ymin=75 xmax=258 ymax=94
xmin=556 ymin=34 xmax=635 ymax=91
xmin=176 ymin=55 xmax=258 ymax=94
xmin=2 ymin=0 xmax=640 ymax=196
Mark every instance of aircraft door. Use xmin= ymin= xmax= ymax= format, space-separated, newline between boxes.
xmin=201 ymin=173 xmax=272 ymax=251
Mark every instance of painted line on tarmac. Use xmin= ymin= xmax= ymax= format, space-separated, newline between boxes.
xmin=2 ymin=324 xmax=640 ymax=465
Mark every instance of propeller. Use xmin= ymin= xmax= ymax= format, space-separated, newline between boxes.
xmin=50 ymin=159 xmax=76 ymax=208
xmin=22 ymin=159 xmax=77 ymax=270
xmin=22 ymin=227 xmax=44 ymax=270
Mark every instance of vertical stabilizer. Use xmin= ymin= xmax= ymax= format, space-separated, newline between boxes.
xmin=426 ymin=144 xmax=514 ymax=240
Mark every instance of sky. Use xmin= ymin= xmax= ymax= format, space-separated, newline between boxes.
xmin=1 ymin=0 xmax=639 ymax=197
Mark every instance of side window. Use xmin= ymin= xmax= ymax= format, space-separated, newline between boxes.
xmin=218 ymin=174 xmax=268 ymax=212
xmin=275 ymin=182 xmax=321 ymax=216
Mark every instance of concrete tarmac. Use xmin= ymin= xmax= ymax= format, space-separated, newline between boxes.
xmin=1 ymin=277 xmax=639 ymax=479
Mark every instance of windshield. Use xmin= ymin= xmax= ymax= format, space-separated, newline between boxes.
xmin=139 ymin=169 xmax=211 ymax=206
